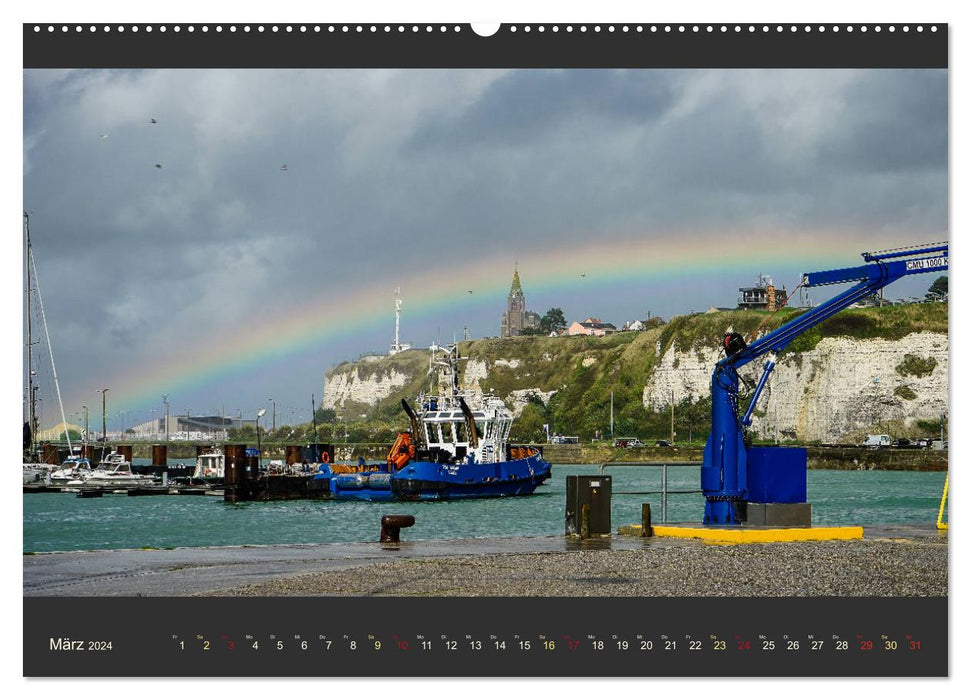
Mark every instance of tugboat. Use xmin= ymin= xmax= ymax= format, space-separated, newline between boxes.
xmin=316 ymin=344 xmax=552 ymax=501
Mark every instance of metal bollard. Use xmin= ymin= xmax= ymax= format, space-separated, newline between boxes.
xmin=641 ymin=503 xmax=653 ymax=537
xmin=380 ymin=514 xmax=416 ymax=543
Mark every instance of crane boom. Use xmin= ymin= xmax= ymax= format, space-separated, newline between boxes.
xmin=702 ymin=243 xmax=947 ymax=525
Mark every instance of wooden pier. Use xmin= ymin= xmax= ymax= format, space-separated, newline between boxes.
xmin=23 ymin=483 xmax=224 ymax=497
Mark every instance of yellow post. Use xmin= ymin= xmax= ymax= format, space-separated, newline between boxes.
xmin=936 ymin=472 xmax=948 ymax=531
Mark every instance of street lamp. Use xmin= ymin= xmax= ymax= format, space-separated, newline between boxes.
xmin=162 ymin=394 xmax=169 ymax=443
xmin=268 ymin=398 xmax=276 ymax=432
xmin=256 ymin=408 xmax=267 ymax=472
xmin=80 ymin=405 xmax=88 ymax=447
xmin=99 ymin=388 xmax=109 ymax=451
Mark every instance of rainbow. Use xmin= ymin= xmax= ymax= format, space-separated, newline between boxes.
xmin=103 ymin=226 xmax=931 ymax=411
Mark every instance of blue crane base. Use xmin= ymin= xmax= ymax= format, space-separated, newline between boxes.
xmin=703 ymin=446 xmax=808 ymax=525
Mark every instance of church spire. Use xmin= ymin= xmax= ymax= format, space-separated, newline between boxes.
xmin=509 ymin=262 xmax=523 ymax=297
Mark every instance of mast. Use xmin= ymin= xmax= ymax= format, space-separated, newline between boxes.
xmin=394 ymin=288 xmax=400 ymax=352
xmin=311 ymin=393 xmax=319 ymax=461
xmin=24 ymin=212 xmax=73 ymax=455
xmin=24 ymin=212 xmax=37 ymax=456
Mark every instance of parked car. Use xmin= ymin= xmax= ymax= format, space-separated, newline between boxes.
xmin=655 ymin=440 xmax=672 ymax=447
xmin=613 ymin=438 xmax=644 ymax=448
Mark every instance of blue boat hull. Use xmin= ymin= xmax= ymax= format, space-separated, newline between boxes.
xmin=318 ymin=453 xmax=552 ymax=501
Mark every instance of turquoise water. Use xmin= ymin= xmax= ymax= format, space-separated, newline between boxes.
xmin=22 ymin=466 xmax=948 ymax=553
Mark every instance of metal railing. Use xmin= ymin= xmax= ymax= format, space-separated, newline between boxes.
xmin=599 ymin=461 xmax=703 ymax=523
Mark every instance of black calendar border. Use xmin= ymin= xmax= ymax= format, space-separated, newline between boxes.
xmin=24 ymin=23 xmax=947 ymax=69
xmin=23 ymin=596 xmax=947 ymax=677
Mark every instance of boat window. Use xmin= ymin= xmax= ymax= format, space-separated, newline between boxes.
xmin=458 ymin=422 xmax=469 ymax=443
xmin=434 ymin=424 xmax=444 ymax=444
xmin=446 ymin=423 xmax=458 ymax=443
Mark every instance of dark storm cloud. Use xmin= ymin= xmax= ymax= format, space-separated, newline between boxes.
xmin=818 ymin=69 xmax=948 ymax=173
xmin=22 ymin=68 xmax=947 ymax=415
xmin=407 ymin=69 xmax=680 ymax=149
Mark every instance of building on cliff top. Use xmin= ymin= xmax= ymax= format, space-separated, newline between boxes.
xmin=568 ymin=318 xmax=618 ymax=336
xmin=500 ymin=264 xmax=541 ymax=338
xmin=738 ymin=274 xmax=788 ymax=311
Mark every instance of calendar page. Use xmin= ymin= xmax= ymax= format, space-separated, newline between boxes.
xmin=21 ymin=17 xmax=949 ymax=680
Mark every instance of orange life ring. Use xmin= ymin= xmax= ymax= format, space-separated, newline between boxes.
xmin=321 ymin=452 xmax=330 ymax=463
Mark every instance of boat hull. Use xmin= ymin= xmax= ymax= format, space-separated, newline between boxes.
xmin=322 ymin=453 xmax=552 ymax=501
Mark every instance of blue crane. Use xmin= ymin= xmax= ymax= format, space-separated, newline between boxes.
xmin=702 ymin=243 xmax=948 ymax=525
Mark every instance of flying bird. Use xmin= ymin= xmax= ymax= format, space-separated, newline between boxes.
xmin=149 ymin=118 xmax=158 ymax=124
xmin=467 ymin=290 xmax=473 ymax=294
xmin=154 ymin=164 xmax=162 ymax=169
xmin=99 ymin=134 xmax=109 ymax=140
xmin=280 ymin=164 xmax=288 ymax=172
xmin=580 ymin=273 xmax=586 ymax=278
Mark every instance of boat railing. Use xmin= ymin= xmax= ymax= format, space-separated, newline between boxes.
xmin=598 ymin=461 xmax=703 ymax=522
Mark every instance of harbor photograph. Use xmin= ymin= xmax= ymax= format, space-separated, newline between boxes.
xmin=22 ymin=63 xmax=948 ymax=608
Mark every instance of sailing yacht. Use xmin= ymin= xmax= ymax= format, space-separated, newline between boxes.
xmin=22 ymin=212 xmax=74 ymax=484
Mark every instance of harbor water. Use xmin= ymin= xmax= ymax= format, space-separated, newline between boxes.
xmin=23 ymin=465 xmax=948 ymax=553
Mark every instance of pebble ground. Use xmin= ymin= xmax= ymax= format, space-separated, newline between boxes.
xmin=208 ymin=534 xmax=947 ymax=597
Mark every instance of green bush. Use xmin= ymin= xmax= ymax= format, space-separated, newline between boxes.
xmin=895 ymin=354 xmax=938 ymax=378
xmin=894 ymin=385 xmax=917 ymax=400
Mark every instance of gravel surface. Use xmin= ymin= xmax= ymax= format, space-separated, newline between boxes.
xmin=205 ymin=534 xmax=948 ymax=598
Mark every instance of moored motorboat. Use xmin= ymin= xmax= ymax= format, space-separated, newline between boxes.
xmin=48 ymin=457 xmax=94 ymax=485
xmin=23 ymin=463 xmax=50 ymax=484
xmin=84 ymin=451 xmax=154 ymax=488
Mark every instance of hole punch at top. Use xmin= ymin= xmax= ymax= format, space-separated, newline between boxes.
xmin=471 ymin=23 xmax=500 ymax=37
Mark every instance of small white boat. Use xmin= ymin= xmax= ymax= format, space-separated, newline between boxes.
xmin=23 ymin=463 xmax=50 ymax=484
xmin=84 ymin=452 xmax=154 ymax=488
xmin=48 ymin=457 xmax=93 ymax=485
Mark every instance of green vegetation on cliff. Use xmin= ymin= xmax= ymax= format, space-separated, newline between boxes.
xmin=321 ymin=302 xmax=947 ymax=443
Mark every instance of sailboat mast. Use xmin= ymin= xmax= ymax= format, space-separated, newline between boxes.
xmin=24 ymin=212 xmax=37 ymax=455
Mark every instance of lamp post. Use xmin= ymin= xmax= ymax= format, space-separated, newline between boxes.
xmin=81 ymin=405 xmax=88 ymax=447
xmin=99 ymin=388 xmax=109 ymax=449
xmin=268 ymin=398 xmax=276 ymax=433
xmin=162 ymin=394 xmax=169 ymax=443
xmin=670 ymin=390 xmax=675 ymax=445
xmin=256 ymin=408 xmax=267 ymax=472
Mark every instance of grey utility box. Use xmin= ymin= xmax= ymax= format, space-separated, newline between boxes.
xmin=565 ymin=475 xmax=612 ymax=536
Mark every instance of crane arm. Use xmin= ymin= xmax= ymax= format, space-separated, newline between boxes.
xmin=727 ymin=244 xmax=947 ymax=427
xmin=725 ymin=244 xmax=948 ymax=372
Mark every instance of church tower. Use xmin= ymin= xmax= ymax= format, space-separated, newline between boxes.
xmin=501 ymin=264 xmax=539 ymax=338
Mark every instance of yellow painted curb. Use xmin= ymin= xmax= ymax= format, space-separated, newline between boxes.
xmin=651 ymin=525 xmax=864 ymax=543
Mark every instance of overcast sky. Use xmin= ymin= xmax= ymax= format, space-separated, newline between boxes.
xmin=21 ymin=68 xmax=947 ymax=430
